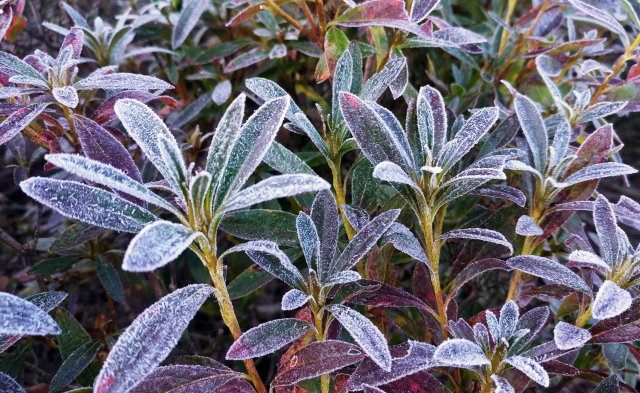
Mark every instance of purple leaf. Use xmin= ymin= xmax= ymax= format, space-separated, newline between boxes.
xmin=0 ymin=103 xmax=49 ymax=146
xmin=409 ymin=0 xmax=438 ymax=23
xmin=515 ymin=215 xmax=543 ymax=236
xmin=593 ymin=280 xmax=632 ymax=320
xmin=93 ymin=91 xmax=177 ymax=126
xmin=94 ymin=285 xmax=215 ymax=393
xmin=0 ymin=5 xmax=13 ymax=44
xmin=272 ymin=340 xmax=365 ymax=387
xmin=131 ymin=364 xmax=240 ymax=393
xmin=504 ymin=356 xmax=549 ymax=387
xmin=0 ymin=371 xmax=24 ymax=393
xmin=345 ymin=280 xmax=433 ymax=312
xmin=59 ymin=27 xmax=84 ymax=61
xmin=491 ymin=375 xmax=515 ymax=393
xmin=568 ymin=0 xmax=628 ymax=47
xmin=472 ymin=185 xmax=526 ymax=207
xmin=433 ymin=339 xmax=489 ymax=367
xmin=447 ymin=259 xmax=511 ymax=304
xmin=438 ymin=228 xmax=513 ymax=255
xmin=226 ymin=318 xmax=314 ymax=360
xmin=567 ymin=250 xmax=610 ymax=272
xmin=380 ymin=223 xmax=429 ymax=265
xmin=506 ymin=255 xmax=591 ymax=294
xmin=75 ymin=73 xmax=173 ymax=91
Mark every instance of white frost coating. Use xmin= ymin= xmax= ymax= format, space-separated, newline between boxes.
xmin=341 ymin=205 xmax=370 ymax=232
xmin=114 ymin=98 xmax=180 ymax=193
xmin=567 ymin=0 xmax=629 ymax=47
xmin=52 ymin=86 xmax=79 ymax=108
xmin=594 ymin=196 xmax=620 ymax=268
xmin=581 ymin=101 xmax=627 ymax=123
xmin=474 ymin=323 xmax=490 ymax=353
xmin=513 ymin=93 xmax=547 ymax=173
xmin=75 ymin=73 xmax=174 ymax=91
xmin=363 ymin=385 xmax=385 ymax=393
xmin=504 ymin=160 xmax=542 ymax=179
xmin=485 ymin=311 xmax=501 ymax=343
xmin=380 ymin=223 xmax=429 ymax=266
xmin=297 ymin=212 xmax=319 ymax=271
xmin=491 ymin=375 xmax=515 ymax=393
xmin=323 ymin=270 xmax=361 ymax=288
xmin=421 ymin=165 xmax=443 ymax=174
xmin=442 ymin=168 xmax=507 ymax=186
xmin=568 ymin=250 xmax=611 ymax=272
xmin=516 ymin=215 xmax=543 ymax=236
xmin=0 ymin=103 xmax=49 ymax=146
xmin=373 ymin=161 xmax=422 ymax=193
xmin=25 ymin=292 xmax=68 ymax=312
xmin=123 ymin=221 xmax=203 ymax=272
xmin=553 ymin=321 xmax=591 ymax=350
xmin=0 ymin=371 xmax=25 ymax=393
xmin=94 ymin=284 xmax=214 ymax=393
xmin=205 ymin=93 xmax=245 ymax=183
xmin=226 ymin=319 xmax=314 ymax=360
xmin=500 ymin=301 xmax=519 ymax=340
xmin=269 ymin=43 xmax=287 ymax=59
xmin=504 ymin=356 xmax=549 ymax=387
xmin=360 ymin=58 xmax=406 ymax=102
xmin=20 ymin=177 xmax=156 ymax=234
xmin=219 ymin=174 xmax=330 ymax=214
xmin=506 ymin=255 xmax=591 ymax=294
xmin=281 ymin=289 xmax=311 ymax=311
xmin=592 ymin=280 xmax=632 ymax=320
xmin=433 ymin=339 xmax=489 ymax=367
xmin=211 ymin=80 xmax=232 ymax=105
xmin=438 ymin=228 xmax=514 ymax=255
xmin=0 ymin=292 xmax=61 ymax=336
xmin=45 ymin=154 xmax=181 ymax=216
xmin=473 ymin=185 xmax=526 ymax=207
xmin=326 ymin=304 xmax=392 ymax=371
xmin=563 ymin=163 xmax=638 ymax=187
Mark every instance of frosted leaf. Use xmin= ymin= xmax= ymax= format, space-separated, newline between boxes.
xmin=0 ymin=371 xmax=24 ymax=393
xmin=348 ymin=341 xmax=436 ymax=390
xmin=0 ymin=292 xmax=61 ymax=336
xmin=281 ymin=289 xmax=311 ymax=311
xmin=296 ymin=212 xmax=319 ymax=271
xmin=549 ymin=119 xmax=571 ymax=169
xmin=504 ymin=160 xmax=542 ymax=180
xmin=45 ymin=154 xmax=180 ymax=216
xmin=546 ymin=177 xmax=569 ymax=189
xmin=567 ymin=0 xmax=628 ymax=47
xmin=323 ymin=270 xmax=361 ymax=288
xmin=171 ymin=0 xmax=209 ymax=49
xmin=500 ymin=301 xmax=520 ymax=341
xmin=504 ymin=356 xmax=549 ymax=387
xmin=433 ymin=339 xmax=489 ymax=368
xmin=341 ymin=204 xmax=370 ymax=232
xmin=592 ymin=374 xmax=620 ymax=393
xmin=211 ymin=80 xmax=232 ymax=105
xmin=485 ymin=310 xmax=501 ymax=343
xmin=205 ymin=94 xmax=245 ymax=187
xmin=131 ymin=365 xmax=238 ymax=393
xmin=363 ymin=385 xmax=385 ymax=393
xmin=269 ymin=43 xmax=287 ymax=59
xmin=94 ymin=284 xmax=214 ymax=393
xmin=114 ymin=99 xmax=181 ymax=194
xmin=326 ymin=304 xmax=392 ymax=371
xmin=506 ymin=255 xmax=591 ymax=294
xmin=594 ymin=195 xmax=620 ymax=268
xmin=75 ymin=73 xmax=174 ymax=91
xmin=592 ymin=280 xmax=632 ymax=320
xmin=421 ymin=165 xmax=443 ymax=174
xmin=219 ymin=174 xmax=330 ymax=214
xmin=20 ymin=177 xmax=157 ymax=233
xmin=0 ymin=103 xmax=49 ymax=146
xmin=563 ymin=163 xmax=637 ymax=187
xmin=513 ymin=93 xmax=548 ymax=173
xmin=214 ymin=96 xmax=291 ymax=206
xmin=224 ymin=240 xmax=305 ymax=290
xmin=567 ymin=250 xmax=610 ymax=272
xmin=224 ymin=49 xmax=270 ymax=73
xmin=359 ymin=58 xmax=406 ymax=102
xmin=380 ymin=223 xmax=429 ymax=265
xmin=409 ymin=0 xmax=438 ymax=23
xmin=373 ymin=161 xmax=422 ymax=193
xmin=123 ymin=221 xmax=203 ymax=272
xmin=580 ymin=101 xmax=627 ymax=123
xmin=582 ymin=59 xmax=612 ymax=75
xmin=331 ymin=209 xmax=401 ymax=274
xmin=438 ymin=228 xmax=514 ymax=255
xmin=92 ymin=91 xmax=177 ymax=127
xmin=226 ymin=319 xmax=314 ymax=360
xmin=311 ymin=190 xmax=340 ymax=281
xmin=272 ymin=340 xmax=366 ymax=387
xmin=472 ymin=185 xmax=526 ymax=207
xmin=52 ymin=86 xmax=79 ymax=108
xmin=389 ymin=57 xmax=408 ymax=100
xmin=0 ymin=87 xmax=46 ymax=100
xmin=443 ymin=168 xmax=507 ymax=187
xmin=491 ymin=375 xmax=515 ymax=393
xmin=332 ymin=49 xmax=353 ymax=129
xmin=437 ymin=107 xmax=499 ymax=175
xmin=553 ymin=321 xmax=591 ymax=350
xmin=515 ymin=215 xmax=543 ymax=236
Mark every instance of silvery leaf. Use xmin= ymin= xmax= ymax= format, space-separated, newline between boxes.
xmin=506 ymin=255 xmax=591 ymax=294
xmin=503 ymin=356 xmax=549 ymax=387
xmin=562 ymin=163 xmax=637 ymax=187
xmin=567 ymin=250 xmax=611 ymax=272
xmin=433 ymin=339 xmax=489 ymax=368
xmin=594 ymin=195 xmax=621 ymax=268
xmin=281 ymin=289 xmax=312 ymax=311
xmin=592 ymin=280 xmax=632 ymax=320
xmin=553 ymin=321 xmax=591 ymax=350
xmin=226 ymin=319 xmax=314 ymax=360
xmin=515 ymin=215 xmax=543 ymax=236
xmin=0 ymin=292 xmax=61 ymax=336
xmin=513 ymin=93 xmax=548 ymax=174
xmin=438 ymin=228 xmax=513 ymax=255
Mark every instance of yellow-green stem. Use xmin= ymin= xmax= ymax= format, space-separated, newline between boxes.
xmin=506 ymin=236 xmax=533 ymax=301
xmin=422 ymin=215 xmax=449 ymax=339
xmin=61 ymin=105 xmax=79 ymax=145
xmin=497 ymin=0 xmax=517 ymax=56
xmin=576 ymin=305 xmax=592 ymax=328
xmin=589 ymin=32 xmax=640 ymax=106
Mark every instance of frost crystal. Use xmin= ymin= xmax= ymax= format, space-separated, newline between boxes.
xmin=211 ymin=80 xmax=232 ymax=105
xmin=500 ymin=301 xmax=520 ymax=340
xmin=380 ymin=223 xmax=429 ymax=265
xmin=226 ymin=319 xmax=314 ymax=360
xmin=504 ymin=355 xmax=549 ymax=387
xmin=52 ymin=86 xmax=79 ymax=108
xmin=323 ymin=270 xmax=361 ymax=288
xmin=439 ymin=228 xmax=514 ymax=255
xmin=491 ymin=375 xmax=515 ymax=393
xmin=281 ymin=289 xmax=311 ymax=311
xmin=0 ymin=292 xmax=61 ymax=336
xmin=553 ymin=321 xmax=591 ymax=350
xmin=515 ymin=215 xmax=543 ymax=236
xmin=592 ymin=280 xmax=632 ymax=320
xmin=594 ymin=196 xmax=620 ymax=268
xmin=123 ymin=221 xmax=202 ymax=272
xmin=433 ymin=339 xmax=489 ymax=368
xmin=567 ymin=250 xmax=611 ymax=272
xmin=93 ymin=284 xmax=214 ymax=393
xmin=326 ymin=304 xmax=392 ymax=371
xmin=0 ymin=371 xmax=24 ymax=393
xmin=131 ymin=365 xmax=237 ymax=393
xmin=486 ymin=310 xmax=501 ymax=343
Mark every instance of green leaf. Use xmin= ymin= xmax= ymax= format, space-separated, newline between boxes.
xmin=220 ymin=209 xmax=299 ymax=246
xmin=27 ymin=256 xmax=80 ymax=275
xmin=195 ymin=40 xmax=253 ymax=64
xmin=49 ymin=340 xmax=101 ymax=393
xmin=227 ymin=264 xmax=275 ymax=299
xmin=96 ymin=255 xmax=125 ymax=303
xmin=56 ymin=308 xmax=91 ymax=360
xmin=263 ymin=141 xmax=317 ymax=209
xmin=0 ymin=52 xmax=46 ymax=81
xmin=172 ymin=0 xmax=210 ymax=49
xmin=168 ymin=92 xmax=212 ymax=129
xmin=0 ymin=342 xmax=32 ymax=378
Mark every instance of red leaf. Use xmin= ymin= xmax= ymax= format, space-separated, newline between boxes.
xmin=344 ymin=279 xmax=433 ymax=312
xmin=377 ymin=371 xmax=450 ymax=393
xmin=589 ymin=297 xmax=640 ymax=344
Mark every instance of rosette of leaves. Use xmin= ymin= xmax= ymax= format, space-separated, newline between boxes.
xmin=502 ymin=87 xmax=637 ymax=300
xmin=0 ymin=27 xmax=173 ymax=157
xmin=19 ymin=94 xmax=330 ymax=393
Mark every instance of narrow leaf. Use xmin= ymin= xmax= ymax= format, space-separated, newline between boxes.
xmin=0 ymin=292 xmax=61 ymax=335
xmin=172 ymin=0 xmax=209 ymax=49
xmin=505 ymin=255 xmax=591 ymax=294
xmin=226 ymin=319 xmax=314 ymax=360
xmin=438 ymin=228 xmax=513 ymax=255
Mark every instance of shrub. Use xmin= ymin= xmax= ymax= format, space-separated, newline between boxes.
xmin=1 ymin=0 xmax=640 ymax=392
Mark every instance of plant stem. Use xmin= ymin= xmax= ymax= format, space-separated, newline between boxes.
xmin=497 ymin=0 xmax=517 ymax=56
xmin=575 ymin=304 xmax=592 ymax=328
xmin=589 ymin=32 xmax=640 ymax=106
xmin=422 ymin=215 xmax=449 ymax=339
xmin=61 ymin=105 xmax=79 ymax=145
xmin=313 ymin=308 xmax=330 ymax=393
xmin=207 ymin=254 xmax=268 ymax=393
xmin=265 ymin=0 xmax=319 ymax=45
xmin=506 ymin=236 xmax=532 ymax=301
xmin=315 ymin=0 xmax=327 ymax=36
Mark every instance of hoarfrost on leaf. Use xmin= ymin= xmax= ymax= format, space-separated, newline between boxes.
xmin=380 ymin=223 xmax=429 ymax=265
xmin=562 ymin=163 xmax=637 ymax=187
xmin=52 ymin=86 xmax=79 ymax=108
xmin=592 ymin=280 xmax=632 ymax=320
xmin=567 ymin=250 xmax=611 ymax=272
xmin=504 ymin=355 xmax=549 ymax=387
xmin=93 ymin=284 xmax=215 ymax=393
xmin=553 ymin=321 xmax=591 ymax=350
xmin=594 ymin=195 xmax=620 ymax=268
xmin=326 ymin=304 xmax=392 ymax=371
xmin=0 ymin=371 xmax=25 ymax=393
xmin=0 ymin=292 xmax=61 ymax=336
xmin=491 ymin=375 xmax=515 ymax=393
xmin=323 ymin=270 xmax=361 ymax=287
xmin=226 ymin=319 xmax=314 ymax=360
xmin=438 ymin=228 xmax=514 ymax=255
xmin=506 ymin=255 xmax=591 ymax=294
xmin=500 ymin=301 xmax=520 ymax=340
xmin=281 ymin=289 xmax=311 ymax=311
xmin=211 ymin=80 xmax=232 ymax=105
xmin=515 ymin=215 xmax=543 ymax=236
xmin=122 ymin=221 xmax=203 ymax=272
xmin=433 ymin=339 xmax=490 ymax=368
